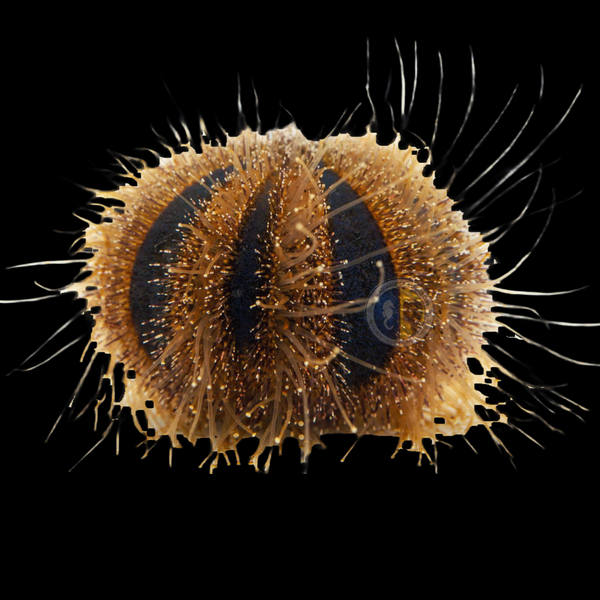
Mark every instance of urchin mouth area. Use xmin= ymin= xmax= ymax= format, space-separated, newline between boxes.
xmin=67 ymin=126 xmax=509 ymax=469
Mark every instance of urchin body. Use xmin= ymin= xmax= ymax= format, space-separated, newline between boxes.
xmin=3 ymin=40 xmax=595 ymax=475
xmin=73 ymin=125 xmax=504 ymax=468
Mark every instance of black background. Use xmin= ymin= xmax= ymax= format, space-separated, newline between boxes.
xmin=1 ymin=22 xmax=598 ymax=490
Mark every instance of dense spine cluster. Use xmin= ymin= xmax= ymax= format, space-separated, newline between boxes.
xmin=71 ymin=125 xmax=506 ymax=470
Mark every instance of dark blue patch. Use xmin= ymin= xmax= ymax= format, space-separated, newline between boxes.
xmin=130 ymin=166 xmax=233 ymax=357
xmin=321 ymin=168 xmax=398 ymax=387
xmin=226 ymin=181 xmax=272 ymax=352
